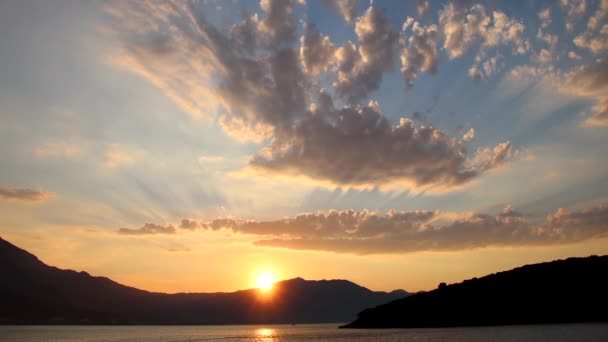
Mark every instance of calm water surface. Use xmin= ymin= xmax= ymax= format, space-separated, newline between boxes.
xmin=1 ymin=323 xmax=607 ymax=342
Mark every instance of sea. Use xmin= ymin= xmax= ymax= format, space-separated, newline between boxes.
xmin=1 ymin=323 xmax=607 ymax=342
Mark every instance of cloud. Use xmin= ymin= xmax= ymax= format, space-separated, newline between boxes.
xmin=0 ymin=187 xmax=54 ymax=203
xmin=588 ymin=0 xmax=608 ymax=30
xmin=538 ymin=7 xmax=552 ymax=29
xmin=107 ymin=1 xmax=304 ymax=127
xmin=438 ymin=0 xmax=472 ymax=59
xmin=571 ymin=0 xmax=607 ymax=55
xmin=334 ymin=40 xmax=358 ymax=74
xmin=196 ymin=204 xmax=608 ymax=254
xmin=584 ymin=97 xmax=608 ymax=126
xmin=508 ymin=57 xmax=608 ymax=128
xmin=462 ymin=128 xmax=475 ymax=141
xmin=218 ymin=117 xmax=274 ymax=144
xmin=323 ymin=0 xmax=359 ymax=24
xmin=167 ymin=247 xmax=192 ymax=252
xmin=118 ymin=223 xmax=176 ymax=235
xmin=537 ymin=29 xmax=558 ymax=49
xmin=249 ymin=100 xmax=512 ymax=190
xmin=416 ymin=0 xmax=431 ymax=19
xmin=565 ymin=58 xmax=608 ymax=96
xmin=534 ymin=48 xmax=553 ymax=64
xmin=568 ymin=50 xmax=582 ymax=60
xmin=299 ymin=23 xmax=336 ymax=76
xmin=333 ymin=6 xmax=400 ymax=103
xmin=573 ymin=33 xmax=608 ymax=54
xmin=545 ymin=205 xmax=608 ymax=235
xmin=179 ymin=219 xmax=200 ymax=230
xmin=560 ymin=0 xmax=587 ymax=31
xmin=199 ymin=155 xmax=225 ymax=163
xmin=401 ymin=19 xmax=440 ymax=88
xmin=468 ymin=54 xmax=501 ymax=81
xmin=563 ymin=58 xmax=608 ymax=126
xmin=469 ymin=142 xmax=513 ymax=172
xmin=439 ymin=1 xmax=527 ymax=59
xmin=104 ymin=144 xmax=135 ymax=168
xmin=258 ymin=0 xmax=304 ymax=44
xmin=106 ymin=1 xmax=516 ymax=190
xmin=203 ymin=209 xmax=437 ymax=238
xmin=35 ymin=141 xmax=83 ymax=158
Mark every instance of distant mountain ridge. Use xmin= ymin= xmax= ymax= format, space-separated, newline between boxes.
xmin=343 ymin=255 xmax=608 ymax=328
xmin=0 ymin=237 xmax=407 ymax=324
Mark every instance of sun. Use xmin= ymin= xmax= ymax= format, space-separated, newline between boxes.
xmin=256 ymin=272 xmax=276 ymax=292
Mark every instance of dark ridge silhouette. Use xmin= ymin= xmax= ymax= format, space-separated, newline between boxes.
xmin=0 ymin=237 xmax=407 ymax=324
xmin=342 ymin=255 xmax=608 ymax=329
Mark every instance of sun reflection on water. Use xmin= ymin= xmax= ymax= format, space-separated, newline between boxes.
xmin=255 ymin=328 xmax=276 ymax=341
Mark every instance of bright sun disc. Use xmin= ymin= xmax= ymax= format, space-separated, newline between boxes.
xmin=256 ymin=272 xmax=275 ymax=291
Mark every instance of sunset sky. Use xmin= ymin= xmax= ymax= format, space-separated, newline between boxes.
xmin=1 ymin=0 xmax=607 ymax=294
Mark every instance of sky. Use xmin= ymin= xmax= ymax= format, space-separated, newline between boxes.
xmin=1 ymin=0 xmax=607 ymax=294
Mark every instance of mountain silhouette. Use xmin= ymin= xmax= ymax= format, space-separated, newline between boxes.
xmin=0 ymin=237 xmax=407 ymax=324
xmin=343 ymin=255 xmax=608 ymax=328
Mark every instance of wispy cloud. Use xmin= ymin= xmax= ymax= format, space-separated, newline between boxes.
xmin=104 ymin=144 xmax=135 ymax=168
xmin=118 ymin=223 xmax=176 ymax=235
xmin=0 ymin=187 xmax=54 ymax=203
xmin=198 ymin=155 xmax=225 ymax=163
xmin=35 ymin=141 xmax=83 ymax=158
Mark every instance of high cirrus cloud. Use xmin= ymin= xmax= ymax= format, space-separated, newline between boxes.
xmin=106 ymin=0 xmax=515 ymax=191
xmin=0 ymin=187 xmax=54 ymax=203
xmin=195 ymin=204 xmax=608 ymax=254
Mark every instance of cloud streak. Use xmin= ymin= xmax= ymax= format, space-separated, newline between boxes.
xmin=0 ymin=187 xmax=54 ymax=203
xmin=118 ymin=223 xmax=176 ymax=235
xmin=194 ymin=204 xmax=608 ymax=254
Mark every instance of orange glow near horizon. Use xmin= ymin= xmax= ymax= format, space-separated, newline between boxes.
xmin=256 ymin=272 xmax=276 ymax=292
